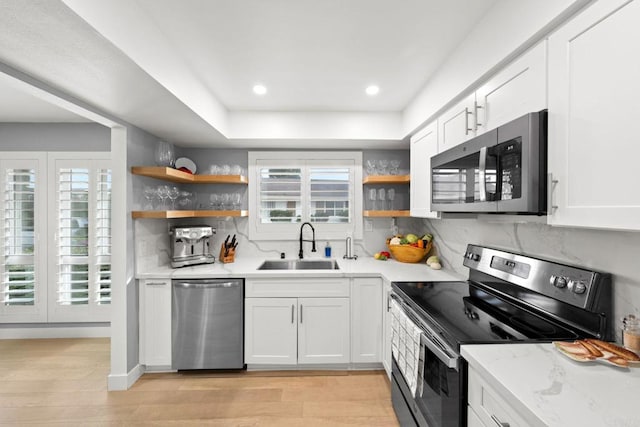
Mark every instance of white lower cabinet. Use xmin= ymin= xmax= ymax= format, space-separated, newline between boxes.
xmin=297 ymin=297 xmax=350 ymax=364
xmin=244 ymin=277 xmax=350 ymax=365
xmin=467 ymin=365 xmax=529 ymax=427
xmin=350 ymin=278 xmax=382 ymax=363
xmin=244 ymin=297 xmax=298 ymax=364
xmin=139 ymin=279 xmax=172 ymax=368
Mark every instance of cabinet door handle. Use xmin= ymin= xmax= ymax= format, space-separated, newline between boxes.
xmin=548 ymin=173 xmax=559 ymax=212
xmin=490 ymin=414 xmax=510 ymax=427
xmin=474 ymin=101 xmax=483 ymax=130
xmin=465 ymin=107 xmax=473 ymax=135
xmin=291 ymin=304 xmax=295 ymax=324
xmin=300 ymin=304 xmax=303 ymax=323
xmin=145 ymin=282 xmax=166 ymax=286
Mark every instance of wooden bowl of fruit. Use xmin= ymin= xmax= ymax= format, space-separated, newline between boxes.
xmin=386 ymin=234 xmax=433 ymax=263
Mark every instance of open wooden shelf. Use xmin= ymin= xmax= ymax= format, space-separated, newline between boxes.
xmin=363 ymin=210 xmax=410 ymax=217
xmin=131 ymin=166 xmax=248 ymax=184
xmin=363 ymin=175 xmax=410 ymax=185
xmin=132 ymin=210 xmax=249 ymax=219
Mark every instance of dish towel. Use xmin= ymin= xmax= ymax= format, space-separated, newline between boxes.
xmin=391 ymin=298 xmax=423 ymax=397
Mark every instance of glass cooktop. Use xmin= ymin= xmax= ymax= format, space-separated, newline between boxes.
xmin=392 ymin=281 xmax=579 ymax=350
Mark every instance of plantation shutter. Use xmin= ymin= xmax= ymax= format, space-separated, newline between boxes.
xmin=57 ymin=167 xmax=90 ymax=306
xmin=0 ymin=156 xmax=47 ymax=323
xmin=49 ymin=156 xmax=111 ymax=322
xmin=3 ymin=167 xmax=37 ymax=306
xmin=95 ymin=168 xmax=111 ymax=305
xmin=308 ymin=166 xmax=351 ymax=224
xmin=258 ymin=163 xmax=302 ymax=224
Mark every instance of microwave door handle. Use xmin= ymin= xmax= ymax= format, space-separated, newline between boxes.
xmin=478 ymin=146 xmax=487 ymax=202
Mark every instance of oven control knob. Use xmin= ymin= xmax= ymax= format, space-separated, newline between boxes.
xmin=569 ymin=280 xmax=587 ymax=294
xmin=470 ymin=311 xmax=479 ymax=320
xmin=471 ymin=253 xmax=480 ymax=261
xmin=550 ymin=275 xmax=568 ymax=288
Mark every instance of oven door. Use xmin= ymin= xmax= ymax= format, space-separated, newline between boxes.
xmin=390 ymin=295 xmax=465 ymax=427
xmin=414 ymin=334 xmax=464 ymax=427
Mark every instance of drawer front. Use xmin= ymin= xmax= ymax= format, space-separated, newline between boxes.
xmin=468 ymin=367 xmax=529 ymax=427
xmin=246 ymin=277 xmax=349 ymax=298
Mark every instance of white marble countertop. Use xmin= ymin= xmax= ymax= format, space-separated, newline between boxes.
xmin=137 ymin=256 xmax=462 ymax=283
xmin=462 ymin=343 xmax=640 ymax=427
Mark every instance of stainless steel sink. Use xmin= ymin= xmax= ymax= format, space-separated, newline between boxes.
xmin=257 ymin=259 xmax=340 ymax=270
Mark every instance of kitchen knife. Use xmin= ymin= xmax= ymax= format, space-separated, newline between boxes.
xmin=230 ymin=234 xmax=236 ymax=248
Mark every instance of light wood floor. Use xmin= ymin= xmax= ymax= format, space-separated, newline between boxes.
xmin=0 ymin=338 xmax=399 ymax=426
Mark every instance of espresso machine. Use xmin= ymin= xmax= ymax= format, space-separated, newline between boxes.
xmin=170 ymin=225 xmax=216 ymax=268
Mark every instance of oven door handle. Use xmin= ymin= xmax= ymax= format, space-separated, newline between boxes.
xmin=478 ymin=146 xmax=488 ymax=202
xmin=420 ymin=334 xmax=458 ymax=371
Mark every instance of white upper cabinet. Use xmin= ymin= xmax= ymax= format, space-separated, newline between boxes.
xmin=435 ymin=40 xmax=548 ymax=156
xmin=410 ymin=122 xmax=439 ymax=218
xmin=437 ymin=93 xmax=477 ymax=152
xmin=548 ymin=0 xmax=640 ymax=231
xmin=476 ymin=41 xmax=547 ymax=132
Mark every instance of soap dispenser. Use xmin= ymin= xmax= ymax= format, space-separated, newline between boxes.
xmin=324 ymin=241 xmax=332 ymax=258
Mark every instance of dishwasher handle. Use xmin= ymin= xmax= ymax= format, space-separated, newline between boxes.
xmin=173 ymin=280 xmax=241 ymax=289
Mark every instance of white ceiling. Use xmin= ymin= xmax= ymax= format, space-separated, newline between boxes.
xmin=134 ymin=0 xmax=495 ymax=112
xmin=0 ymin=73 xmax=88 ymax=122
xmin=0 ymin=0 xmax=498 ymax=146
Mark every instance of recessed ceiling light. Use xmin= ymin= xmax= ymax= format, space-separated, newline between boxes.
xmin=365 ymin=85 xmax=380 ymax=96
xmin=253 ymin=84 xmax=267 ymax=95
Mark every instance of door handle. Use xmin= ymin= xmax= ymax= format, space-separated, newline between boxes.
xmin=291 ymin=304 xmax=294 ymax=324
xmin=474 ymin=101 xmax=483 ymax=131
xmin=464 ymin=107 xmax=473 ymax=135
xmin=490 ymin=414 xmax=510 ymax=427
xmin=299 ymin=304 xmax=303 ymax=323
xmin=478 ymin=146 xmax=488 ymax=202
xmin=548 ymin=173 xmax=559 ymax=213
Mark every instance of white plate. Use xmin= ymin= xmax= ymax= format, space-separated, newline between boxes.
xmin=175 ymin=157 xmax=196 ymax=174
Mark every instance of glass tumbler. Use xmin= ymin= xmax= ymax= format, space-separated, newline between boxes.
xmin=387 ymin=188 xmax=396 ymax=210
xmin=378 ymin=188 xmax=386 ymax=210
xmin=368 ymin=188 xmax=377 ymax=210
xmin=154 ymin=140 xmax=175 ymax=167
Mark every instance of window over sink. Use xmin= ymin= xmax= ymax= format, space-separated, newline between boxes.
xmin=248 ymin=152 xmax=362 ymax=241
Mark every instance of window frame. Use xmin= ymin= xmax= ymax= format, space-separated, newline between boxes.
xmin=248 ymin=151 xmax=362 ymax=241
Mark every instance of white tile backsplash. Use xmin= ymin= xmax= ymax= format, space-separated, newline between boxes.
xmin=404 ymin=216 xmax=640 ymax=343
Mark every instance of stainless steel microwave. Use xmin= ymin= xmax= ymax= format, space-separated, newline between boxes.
xmin=431 ymin=110 xmax=547 ymax=214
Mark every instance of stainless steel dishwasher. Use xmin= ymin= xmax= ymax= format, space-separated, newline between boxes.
xmin=172 ymin=278 xmax=244 ymax=370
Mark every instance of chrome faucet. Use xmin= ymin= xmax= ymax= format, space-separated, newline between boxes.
xmin=343 ymin=236 xmax=358 ymax=260
xmin=298 ymin=222 xmax=316 ymax=259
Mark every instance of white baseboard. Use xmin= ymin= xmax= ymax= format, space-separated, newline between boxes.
xmin=108 ymin=363 xmax=144 ymax=391
xmin=247 ymin=363 xmax=384 ymax=371
xmin=0 ymin=324 xmax=110 ymax=339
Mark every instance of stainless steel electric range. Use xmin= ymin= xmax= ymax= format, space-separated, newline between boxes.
xmin=390 ymin=244 xmax=612 ymax=427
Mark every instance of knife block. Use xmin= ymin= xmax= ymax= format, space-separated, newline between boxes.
xmin=219 ymin=243 xmax=235 ymax=264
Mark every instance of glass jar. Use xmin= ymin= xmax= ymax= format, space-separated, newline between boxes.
xmin=622 ymin=314 xmax=640 ymax=353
